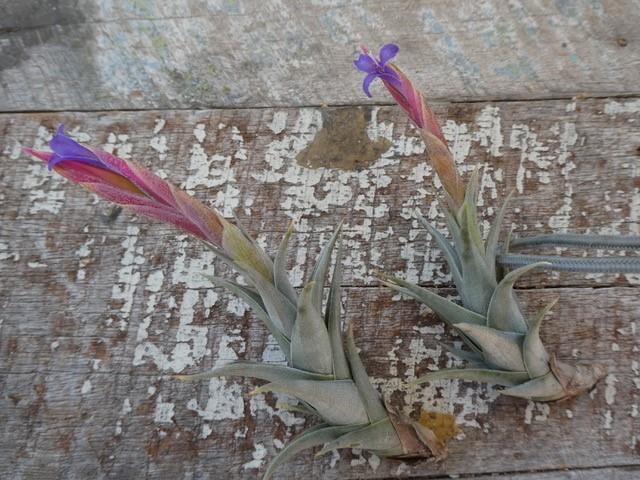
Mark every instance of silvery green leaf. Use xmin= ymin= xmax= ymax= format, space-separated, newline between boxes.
xmin=290 ymin=282 xmax=333 ymax=374
xmin=175 ymin=360 xmax=332 ymax=383
xmin=203 ymin=275 xmax=290 ymax=355
xmin=416 ymin=210 xmax=462 ymax=285
xmin=252 ymin=380 xmax=369 ymax=425
xmin=223 ymin=220 xmax=274 ymax=281
xmin=325 ymin=239 xmax=350 ymax=380
xmin=523 ymin=298 xmax=557 ymax=378
xmin=440 ymin=197 xmax=463 ymax=254
xmin=459 ymin=203 xmax=497 ymax=314
xmin=486 ymin=262 xmax=549 ymax=334
xmin=461 ymin=166 xmax=482 ymax=246
xmin=500 ymin=371 xmax=565 ymax=401
xmin=455 ymin=323 xmax=526 ymax=371
xmin=246 ymin=268 xmax=297 ymax=337
xmin=414 ymin=368 xmax=530 ymax=387
xmin=379 ymin=276 xmax=484 ymax=354
xmin=263 ymin=424 xmax=356 ymax=480
xmin=309 ymin=222 xmax=343 ymax=311
xmin=275 ymin=402 xmax=316 ymax=415
xmin=485 ymin=189 xmax=514 ymax=278
xmin=273 ymin=223 xmax=298 ymax=305
xmin=380 ymin=276 xmax=485 ymax=327
xmin=232 ymin=211 xmax=263 ymax=247
xmin=203 ymin=241 xmax=235 ymax=266
xmin=345 ymin=323 xmax=388 ymax=423
xmin=315 ymin=417 xmax=400 ymax=457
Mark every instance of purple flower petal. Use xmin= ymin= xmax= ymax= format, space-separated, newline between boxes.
xmin=353 ymin=54 xmax=378 ymax=73
xmin=362 ymin=72 xmax=378 ymax=97
xmin=381 ymin=65 xmax=402 ymax=87
xmin=378 ymin=43 xmax=399 ymax=66
xmin=48 ymin=124 xmax=104 ymax=170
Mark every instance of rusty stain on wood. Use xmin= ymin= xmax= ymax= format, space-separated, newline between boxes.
xmin=296 ymin=108 xmax=392 ymax=170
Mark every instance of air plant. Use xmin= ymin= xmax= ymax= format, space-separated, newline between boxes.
xmin=25 ymin=126 xmax=451 ymax=478
xmin=355 ymin=44 xmax=639 ymax=401
xmin=178 ymin=224 xmax=452 ymax=478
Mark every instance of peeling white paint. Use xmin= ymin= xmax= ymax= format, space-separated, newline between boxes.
xmin=242 ymin=443 xmax=266 ymax=470
xmin=75 ymin=237 xmax=94 ymax=281
xmin=111 ymin=226 xmax=144 ymax=330
xmin=603 ymin=99 xmax=640 ymax=116
xmin=604 ymin=374 xmax=618 ymax=406
xmin=121 ymin=398 xmax=132 ymax=415
xmin=268 ymin=111 xmax=288 ymax=134
xmin=81 ymin=380 xmax=92 ymax=395
xmin=133 ymin=239 xmax=215 ymax=372
xmin=23 ymin=126 xmax=66 ymax=215
xmin=194 ymin=123 xmax=206 ymax=143
xmin=475 ymin=105 xmax=503 ymax=157
xmin=524 ymin=401 xmax=550 ymax=424
xmin=186 ymin=334 xmax=246 ymax=421
xmin=603 ymin=409 xmax=613 ymax=431
xmin=0 ymin=242 xmax=19 ymax=262
xmin=154 ymin=397 xmax=175 ymax=424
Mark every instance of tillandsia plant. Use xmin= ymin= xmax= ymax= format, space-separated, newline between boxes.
xmin=25 ymin=126 xmax=451 ymax=479
xmin=355 ymin=44 xmax=640 ymax=402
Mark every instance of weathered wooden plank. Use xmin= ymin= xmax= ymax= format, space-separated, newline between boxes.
xmin=1 ymin=98 xmax=639 ymax=478
xmin=1 ymin=286 xmax=638 ymax=479
xmin=1 ymin=0 xmax=639 ymax=111
xmin=1 ymin=98 xmax=638 ymax=291
xmin=482 ymin=467 xmax=640 ymax=480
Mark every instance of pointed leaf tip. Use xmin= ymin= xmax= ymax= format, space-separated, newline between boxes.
xmin=487 ymin=261 xmax=550 ymax=334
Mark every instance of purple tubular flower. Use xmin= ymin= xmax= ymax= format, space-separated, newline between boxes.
xmin=353 ymin=43 xmax=402 ymax=97
xmin=47 ymin=125 xmax=105 ymax=170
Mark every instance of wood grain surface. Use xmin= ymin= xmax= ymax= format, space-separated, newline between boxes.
xmin=1 ymin=96 xmax=639 ymax=478
xmin=1 ymin=0 xmax=639 ymax=111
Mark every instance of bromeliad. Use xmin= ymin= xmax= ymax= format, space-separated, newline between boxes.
xmin=25 ymin=127 xmax=452 ymax=478
xmin=178 ymin=224 xmax=453 ymax=478
xmin=355 ymin=45 xmax=640 ymax=401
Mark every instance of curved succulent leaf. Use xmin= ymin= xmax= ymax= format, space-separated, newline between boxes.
xmin=345 ymin=323 xmax=388 ymax=423
xmin=203 ymin=275 xmax=290 ymax=355
xmin=309 ymin=222 xmax=343 ymax=311
xmin=460 ymin=167 xmax=482 ymax=248
xmin=416 ymin=210 xmax=462 ymax=283
xmin=315 ymin=417 xmax=401 ymax=457
xmin=380 ymin=276 xmax=485 ymax=327
xmin=290 ymin=282 xmax=333 ymax=374
xmin=414 ymin=368 xmax=530 ymax=387
xmin=523 ymin=298 xmax=557 ymax=378
xmin=222 ymin=222 xmax=273 ymax=281
xmin=500 ymin=371 xmax=565 ymax=401
xmin=485 ymin=189 xmax=514 ymax=278
xmin=378 ymin=276 xmax=484 ymax=354
xmin=252 ymin=380 xmax=369 ymax=425
xmin=486 ymin=262 xmax=549 ymax=334
xmin=325 ymin=239 xmax=350 ymax=380
xmin=175 ymin=361 xmax=333 ymax=383
xmin=459 ymin=202 xmax=497 ymax=313
xmin=247 ymin=267 xmax=297 ymax=337
xmin=440 ymin=197 xmax=463 ymax=254
xmin=455 ymin=323 xmax=526 ymax=371
xmin=274 ymin=223 xmax=298 ymax=305
xmin=262 ymin=424 xmax=357 ymax=480
xmin=275 ymin=401 xmax=317 ymax=416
